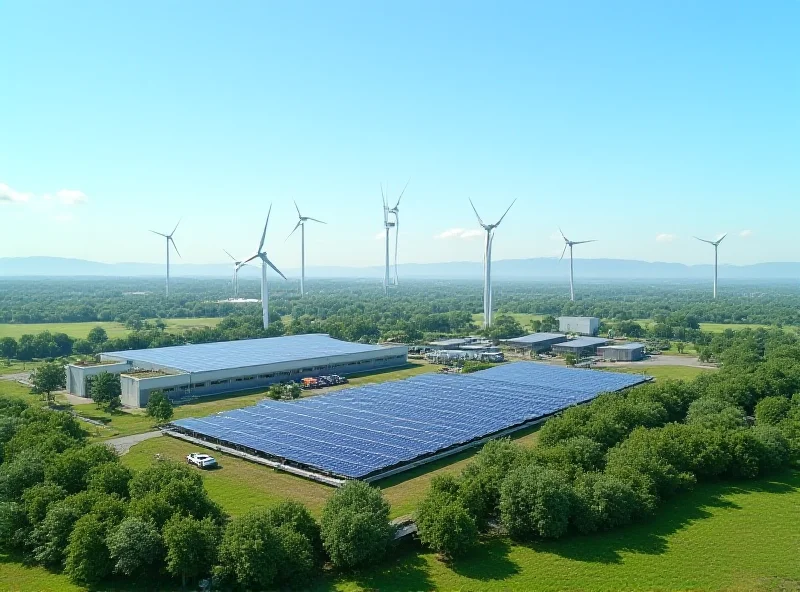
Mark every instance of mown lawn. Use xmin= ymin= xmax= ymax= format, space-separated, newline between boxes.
xmin=611 ymin=365 xmax=715 ymax=382
xmin=473 ymin=312 xmax=544 ymax=329
xmin=320 ymin=471 xmax=800 ymax=591
xmin=0 ymin=318 xmax=221 ymax=340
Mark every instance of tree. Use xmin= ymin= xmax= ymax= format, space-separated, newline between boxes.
xmin=21 ymin=483 xmax=67 ymax=525
xmin=65 ymin=514 xmax=113 ymax=585
xmin=676 ymin=341 xmax=685 ymax=354
xmin=87 ymin=462 xmax=133 ymax=498
xmin=90 ymin=371 xmax=122 ymax=412
xmin=499 ymin=465 xmax=574 ymax=540
xmin=87 ymin=326 xmax=109 ymax=346
xmin=564 ymin=353 xmax=577 ymax=367
xmin=146 ymin=390 xmax=174 ymax=423
xmin=320 ymin=480 xmax=393 ymax=569
xmin=755 ymin=396 xmax=791 ymax=426
xmin=288 ymin=382 xmax=302 ymax=399
xmin=416 ymin=489 xmax=478 ymax=559
xmin=73 ymin=339 xmax=94 ymax=355
xmin=268 ymin=383 xmax=284 ymax=400
xmin=30 ymin=362 xmax=65 ymax=405
xmin=0 ymin=337 xmax=16 ymax=362
xmin=163 ymin=515 xmax=219 ymax=588
xmin=107 ymin=517 xmax=163 ymax=576
xmin=214 ymin=510 xmax=284 ymax=590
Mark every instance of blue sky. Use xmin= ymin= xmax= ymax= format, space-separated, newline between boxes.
xmin=1 ymin=1 xmax=798 ymax=268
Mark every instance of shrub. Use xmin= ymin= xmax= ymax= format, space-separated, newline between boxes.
xmin=755 ymin=396 xmax=791 ymax=426
xmin=499 ymin=465 xmax=574 ymax=540
xmin=107 ymin=517 xmax=163 ymax=576
xmin=320 ymin=481 xmax=393 ymax=569
xmin=146 ymin=390 xmax=174 ymax=423
xmin=459 ymin=439 xmax=523 ymax=528
xmin=416 ymin=488 xmax=478 ymax=558
xmin=65 ymin=514 xmax=114 ymax=584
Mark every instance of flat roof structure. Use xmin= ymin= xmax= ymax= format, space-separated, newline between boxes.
xmin=601 ymin=342 xmax=645 ymax=350
xmin=553 ymin=337 xmax=609 ymax=350
xmin=102 ymin=334 xmax=391 ymax=373
xmin=170 ymin=362 xmax=649 ymax=481
xmin=501 ymin=332 xmax=566 ymax=345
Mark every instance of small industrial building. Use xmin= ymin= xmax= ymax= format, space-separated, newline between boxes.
xmin=558 ymin=316 xmax=601 ymax=336
xmin=500 ymin=333 xmax=568 ymax=353
xmin=428 ymin=336 xmax=492 ymax=350
xmin=551 ymin=336 xmax=609 ymax=358
xmin=597 ymin=343 xmax=646 ymax=362
xmin=66 ymin=334 xmax=408 ymax=408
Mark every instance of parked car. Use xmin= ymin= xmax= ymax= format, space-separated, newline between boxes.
xmin=186 ymin=453 xmax=217 ymax=469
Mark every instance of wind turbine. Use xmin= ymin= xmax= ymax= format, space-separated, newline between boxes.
xmin=150 ymin=219 xmax=181 ymax=297
xmin=381 ymin=186 xmax=396 ymax=296
xmin=241 ymin=205 xmax=287 ymax=328
xmin=558 ymin=229 xmax=597 ymax=302
xmin=694 ymin=233 xmax=727 ymax=299
xmin=387 ymin=180 xmax=410 ymax=286
xmin=286 ymin=200 xmax=325 ymax=297
xmin=222 ymin=249 xmax=248 ymax=299
xmin=469 ymin=198 xmax=516 ymax=329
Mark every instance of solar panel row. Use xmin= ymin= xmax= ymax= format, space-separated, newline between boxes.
xmin=172 ymin=362 xmax=648 ymax=479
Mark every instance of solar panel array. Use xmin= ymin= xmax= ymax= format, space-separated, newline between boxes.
xmin=172 ymin=362 xmax=649 ymax=479
xmin=103 ymin=334 xmax=395 ymax=373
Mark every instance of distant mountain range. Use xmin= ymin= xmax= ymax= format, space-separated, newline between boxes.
xmin=2 ymin=256 xmax=800 ymax=281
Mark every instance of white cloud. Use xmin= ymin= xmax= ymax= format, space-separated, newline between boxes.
xmin=434 ymin=228 xmax=483 ymax=240
xmin=374 ymin=231 xmax=385 ymax=240
xmin=656 ymin=233 xmax=677 ymax=243
xmin=53 ymin=213 xmax=75 ymax=223
xmin=47 ymin=189 xmax=88 ymax=205
xmin=0 ymin=183 xmax=32 ymax=204
xmin=739 ymin=229 xmax=753 ymax=238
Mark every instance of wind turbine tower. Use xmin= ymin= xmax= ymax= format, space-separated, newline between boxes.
xmin=469 ymin=198 xmax=516 ymax=329
xmin=694 ymin=233 xmax=727 ymax=299
xmin=150 ymin=219 xmax=181 ymax=297
xmin=242 ymin=205 xmax=287 ymax=328
xmin=558 ymin=229 xmax=597 ymax=302
xmin=222 ymin=249 xmax=247 ymax=298
xmin=287 ymin=200 xmax=326 ymax=297
xmin=387 ymin=180 xmax=410 ymax=286
xmin=381 ymin=186 xmax=395 ymax=296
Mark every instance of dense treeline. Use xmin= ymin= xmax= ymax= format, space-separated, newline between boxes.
xmin=2 ymin=278 xmax=800 ymax=332
xmin=414 ymin=328 xmax=800 ymax=557
xmin=0 ymin=396 xmax=397 ymax=588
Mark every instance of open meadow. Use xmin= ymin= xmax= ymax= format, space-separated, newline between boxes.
xmin=0 ymin=318 xmax=222 ymax=340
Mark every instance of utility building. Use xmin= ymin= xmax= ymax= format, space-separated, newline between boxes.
xmin=66 ymin=334 xmax=407 ymax=408
xmin=558 ymin=316 xmax=600 ymax=336
xmin=551 ymin=336 xmax=609 ymax=358
xmin=597 ymin=343 xmax=646 ymax=362
xmin=500 ymin=333 xmax=567 ymax=353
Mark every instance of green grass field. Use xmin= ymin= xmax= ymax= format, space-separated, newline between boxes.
xmin=321 ymin=471 xmax=800 ymax=592
xmin=472 ymin=312 xmax=544 ymax=329
xmin=611 ymin=365 xmax=715 ymax=382
xmin=0 ymin=318 xmax=222 ymax=340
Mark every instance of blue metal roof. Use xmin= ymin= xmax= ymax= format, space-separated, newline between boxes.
xmin=172 ymin=361 xmax=649 ymax=478
xmin=600 ymin=342 xmax=645 ymax=350
xmin=501 ymin=333 xmax=566 ymax=344
xmin=104 ymin=334 xmax=394 ymax=373
xmin=553 ymin=337 xmax=608 ymax=348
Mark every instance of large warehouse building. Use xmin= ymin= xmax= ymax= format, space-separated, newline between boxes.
xmin=66 ymin=334 xmax=408 ymax=408
xmin=597 ymin=342 xmax=646 ymax=362
xmin=500 ymin=332 xmax=567 ymax=353
xmin=551 ymin=336 xmax=609 ymax=358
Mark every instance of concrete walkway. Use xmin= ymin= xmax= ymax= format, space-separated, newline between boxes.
xmin=106 ymin=431 xmax=162 ymax=455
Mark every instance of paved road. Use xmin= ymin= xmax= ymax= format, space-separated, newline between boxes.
xmin=106 ymin=431 xmax=162 ymax=455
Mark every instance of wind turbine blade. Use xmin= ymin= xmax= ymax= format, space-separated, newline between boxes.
xmin=258 ymin=204 xmax=272 ymax=252
xmin=293 ymin=199 xmax=302 ymax=218
xmin=265 ymin=257 xmax=287 ymax=280
xmin=170 ymin=237 xmax=181 ymax=258
xmin=716 ymin=233 xmax=727 ymax=245
xmin=558 ymin=227 xmax=568 ymax=241
xmin=223 ymin=249 xmax=236 ymax=262
xmin=468 ymin=198 xmax=485 ymax=227
xmin=694 ymin=236 xmax=714 ymax=245
xmin=170 ymin=218 xmax=182 ymax=236
xmin=242 ymin=253 xmax=260 ymax=265
xmin=394 ymin=178 xmax=410 ymax=208
xmin=285 ymin=220 xmax=302 ymax=241
xmin=150 ymin=230 xmax=167 ymax=237
xmin=559 ymin=244 xmax=567 ymax=261
xmin=572 ymin=240 xmax=597 ymax=245
xmin=495 ymin=199 xmax=516 ymax=227
xmin=306 ymin=217 xmax=326 ymax=224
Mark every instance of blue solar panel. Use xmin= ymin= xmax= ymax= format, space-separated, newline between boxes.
xmin=103 ymin=334 xmax=394 ymax=373
xmin=172 ymin=362 xmax=649 ymax=478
